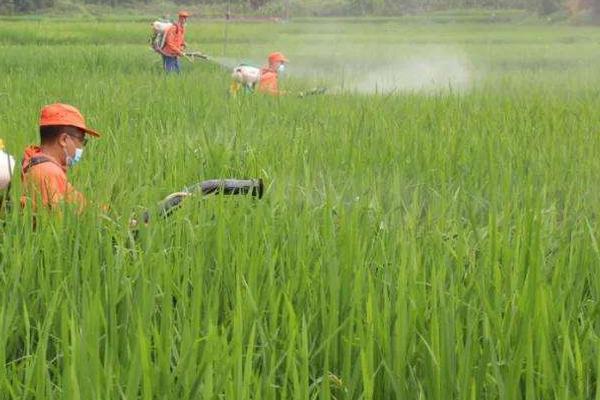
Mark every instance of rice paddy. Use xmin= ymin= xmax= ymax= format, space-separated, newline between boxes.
xmin=1 ymin=15 xmax=600 ymax=399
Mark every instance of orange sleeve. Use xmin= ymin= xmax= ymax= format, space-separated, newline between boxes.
xmin=258 ymin=72 xmax=280 ymax=95
xmin=163 ymin=26 xmax=184 ymax=56
xmin=62 ymin=180 xmax=86 ymax=210
xmin=25 ymin=165 xmax=85 ymax=211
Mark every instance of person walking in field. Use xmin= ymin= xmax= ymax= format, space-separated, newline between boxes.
xmin=258 ymin=52 xmax=289 ymax=95
xmin=20 ymin=103 xmax=100 ymax=211
xmin=160 ymin=10 xmax=190 ymax=73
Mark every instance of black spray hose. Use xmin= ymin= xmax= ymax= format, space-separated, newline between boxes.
xmin=142 ymin=178 xmax=263 ymax=223
xmin=199 ymin=179 xmax=264 ymax=197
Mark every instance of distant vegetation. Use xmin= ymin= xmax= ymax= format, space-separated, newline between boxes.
xmin=0 ymin=0 xmax=598 ymax=21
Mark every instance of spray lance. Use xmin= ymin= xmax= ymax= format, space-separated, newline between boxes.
xmin=298 ymin=87 xmax=327 ymax=97
xmin=181 ymin=51 xmax=207 ymax=63
xmin=181 ymin=51 xmax=233 ymax=71
xmin=139 ymin=178 xmax=264 ymax=223
xmin=183 ymin=51 xmax=209 ymax=61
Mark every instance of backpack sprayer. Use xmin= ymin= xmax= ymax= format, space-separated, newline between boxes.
xmin=150 ymin=19 xmax=173 ymax=53
xmin=140 ymin=178 xmax=264 ymax=223
xmin=0 ymin=139 xmax=14 ymax=190
xmin=0 ymin=139 xmax=15 ymax=212
xmin=230 ymin=64 xmax=262 ymax=94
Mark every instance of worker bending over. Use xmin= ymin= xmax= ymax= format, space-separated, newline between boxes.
xmin=231 ymin=52 xmax=289 ymax=96
xmin=258 ymin=52 xmax=289 ymax=95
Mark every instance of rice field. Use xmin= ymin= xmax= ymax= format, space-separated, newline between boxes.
xmin=1 ymin=15 xmax=600 ymax=399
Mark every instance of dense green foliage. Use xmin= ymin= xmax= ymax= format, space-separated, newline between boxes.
xmin=1 ymin=18 xmax=600 ymax=398
xmin=0 ymin=0 xmax=576 ymax=17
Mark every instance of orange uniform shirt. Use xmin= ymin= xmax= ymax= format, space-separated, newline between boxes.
xmin=20 ymin=146 xmax=85 ymax=211
xmin=162 ymin=23 xmax=186 ymax=57
xmin=258 ymin=67 xmax=280 ymax=95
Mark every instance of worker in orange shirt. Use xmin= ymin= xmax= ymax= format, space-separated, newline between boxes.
xmin=258 ymin=52 xmax=289 ymax=95
xmin=20 ymin=103 xmax=100 ymax=211
xmin=161 ymin=10 xmax=190 ymax=73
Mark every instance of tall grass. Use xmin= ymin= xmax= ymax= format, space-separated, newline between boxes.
xmin=0 ymin=18 xmax=599 ymax=399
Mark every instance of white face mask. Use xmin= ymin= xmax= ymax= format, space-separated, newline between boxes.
xmin=65 ymin=147 xmax=84 ymax=168
xmin=277 ymin=64 xmax=286 ymax=74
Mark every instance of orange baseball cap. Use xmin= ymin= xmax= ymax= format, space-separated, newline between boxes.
xmin=39 ymin=103 xmax=101 ymax=137
xmin=178 ymin=10 xmax=190 ymax=17
xmin=268 ymin=52 xmax=289 ymax=64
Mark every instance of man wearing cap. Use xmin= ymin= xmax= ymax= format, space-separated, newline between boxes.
xmin=258 ymin=52 xmax=289 ymax=95
xmin=20 ymin=103 xmax=100 ymax=211
xmin=161 ymin=10 xmax=190 ymax=73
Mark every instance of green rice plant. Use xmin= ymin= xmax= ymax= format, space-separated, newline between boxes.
xmin=0 ymin=16 xmax=599 ymax=399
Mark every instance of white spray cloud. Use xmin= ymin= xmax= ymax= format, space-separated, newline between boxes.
xmin=348 ymin=52 xmax=473 ymax=94
xmin=288 ymin=44 xmax=475 ymax=94
xmin=216 ymin=35 xmax=476 ymax=95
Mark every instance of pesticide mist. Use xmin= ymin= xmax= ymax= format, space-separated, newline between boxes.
xmin=350 ymin=53 xmax=473 ymax=93
xmin=290 ymin=45 xmax=475 ymax=94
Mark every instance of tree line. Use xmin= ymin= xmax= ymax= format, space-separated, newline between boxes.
xmin=0 ymin=0 xmax=598 ymax=18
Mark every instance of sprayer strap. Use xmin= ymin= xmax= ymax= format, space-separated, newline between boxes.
xmin=22 ymin=156 xmax=51 ymax=174
xmin=3 ymin=156 xmax=51 ymax=207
